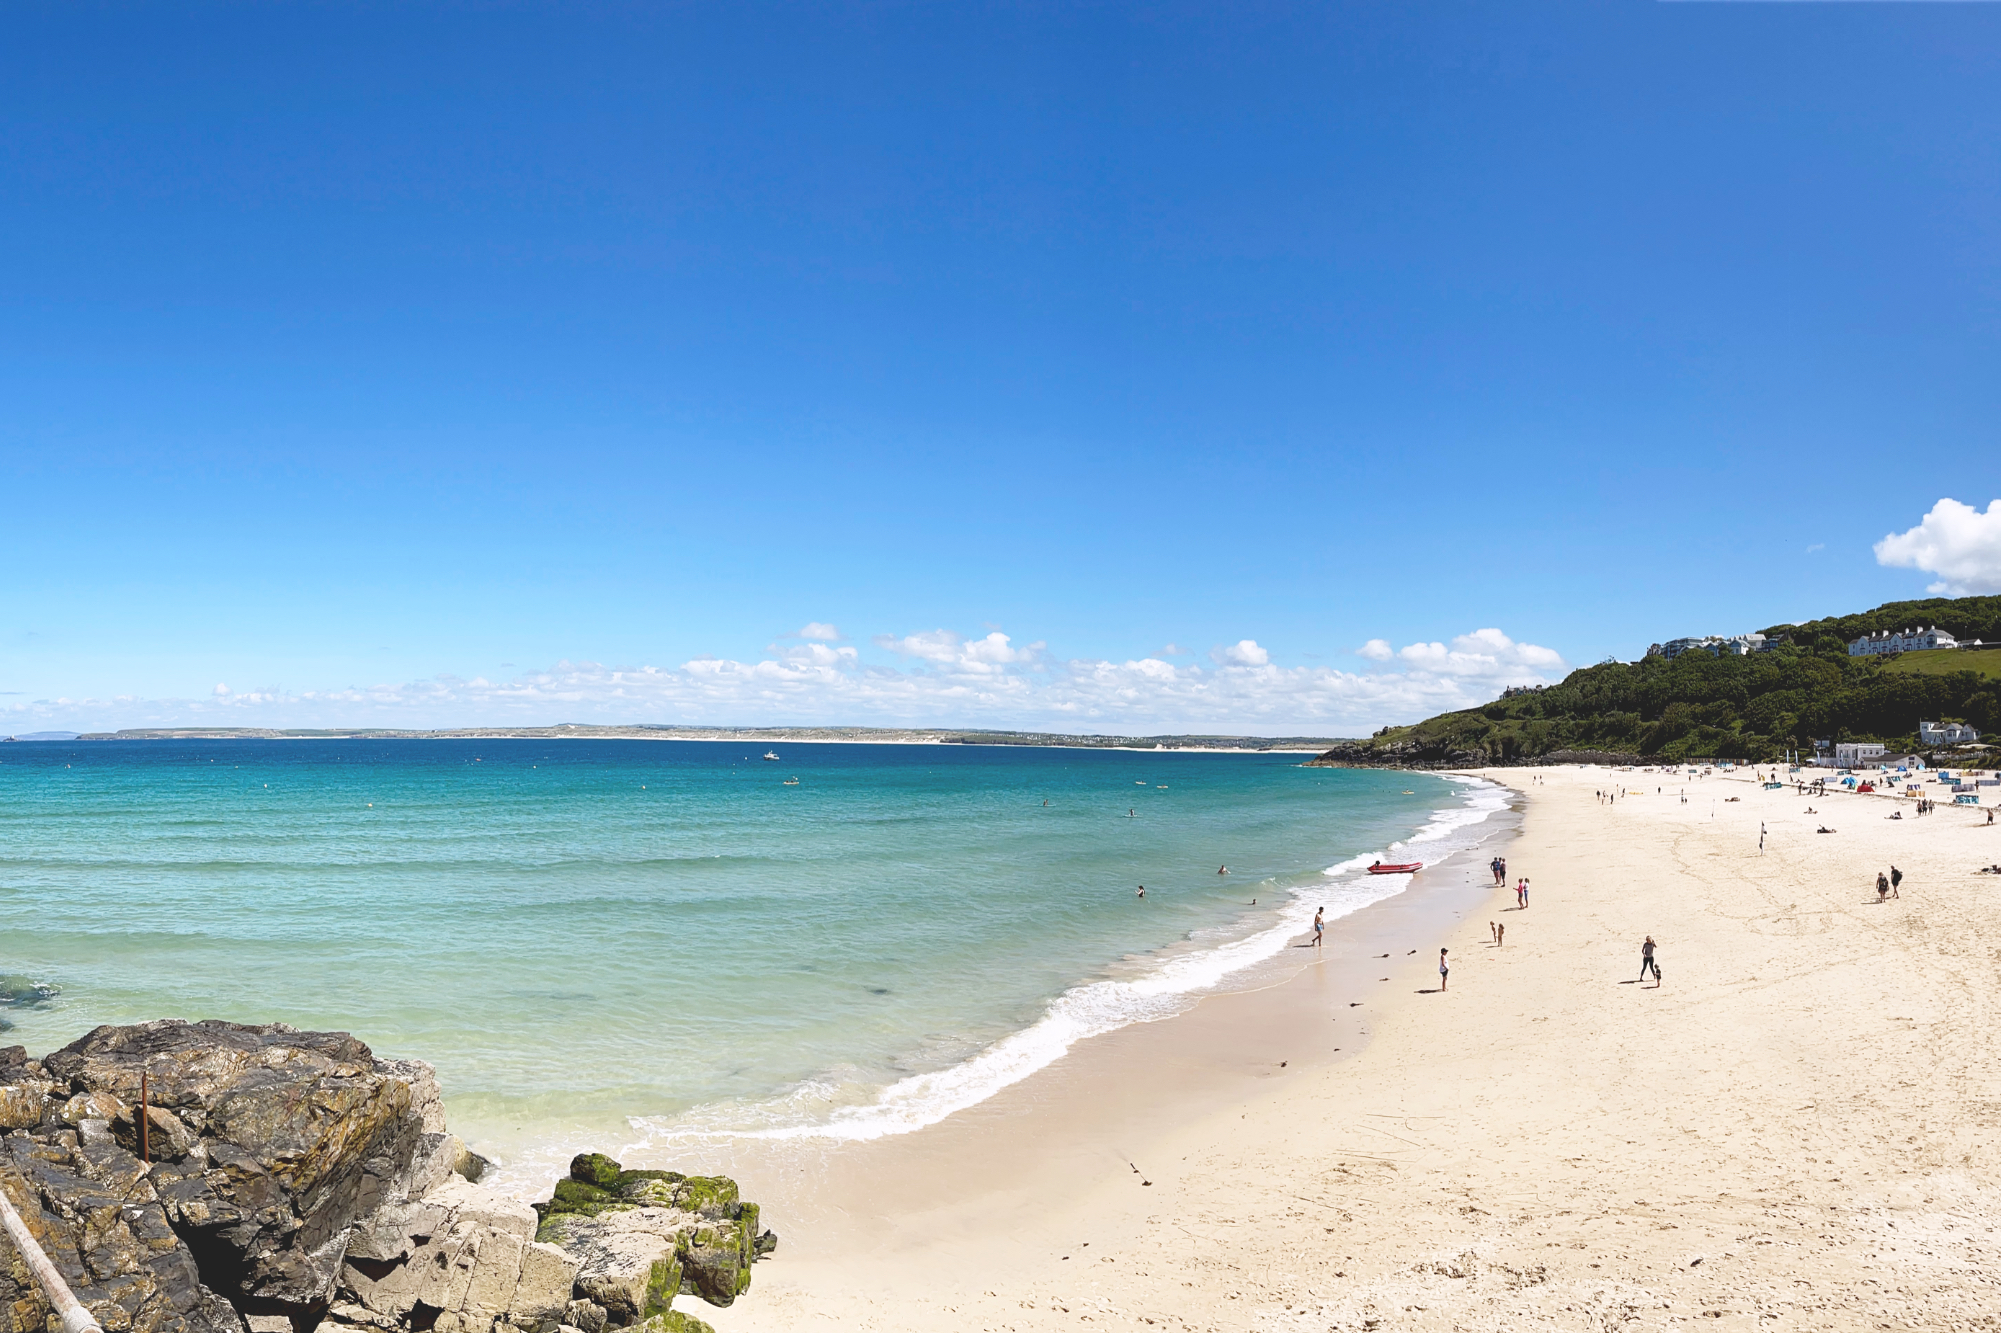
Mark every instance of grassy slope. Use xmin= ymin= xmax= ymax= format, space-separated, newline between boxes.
xmin=1337 ymin=597 xmax=2001 ymax=767
xmin=1880 ymin=648 xmax=2001 ymax=682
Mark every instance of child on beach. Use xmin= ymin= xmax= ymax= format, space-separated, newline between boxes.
xmin=1438 ymin=948 xmax=1449 ymax=991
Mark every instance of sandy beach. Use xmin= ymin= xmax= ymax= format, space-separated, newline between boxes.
xmin=703 ymin=763 xmax=2001 ymax=1331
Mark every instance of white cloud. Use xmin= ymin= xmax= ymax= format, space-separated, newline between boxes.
xmin=1805 ymin=543 xmax=1825 ymax=554
xmin=1391 ymin=628 xmax=1563 ymax=677
xmin=873 ymin=629 xmax=1043 ymax=672
xmin=794 ymin=622 xmax=843 ymax=641
xmin=4 ymin=625 xmax=1568 ymax=737
xmin=213 ymin=683 xmax=230 ymax=697
xmin=1159 ymin=643 xmax=1188 ymax=657
xmin=1211 ymin=639 xmax=1270 ymax=667
xmin=1875 ymin=498 xmax=2001 ymax=594
xmin=1357 ymin=639 xmax=1394 ymax=661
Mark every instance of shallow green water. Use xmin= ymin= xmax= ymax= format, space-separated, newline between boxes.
xmin=0 ymin=738 xmax=1495 ymax=1175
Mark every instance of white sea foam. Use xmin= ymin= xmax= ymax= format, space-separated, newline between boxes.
xmin=624 ymin=774 xmax=1511 ymax=1151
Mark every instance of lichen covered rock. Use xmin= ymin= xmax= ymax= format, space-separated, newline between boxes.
xmin=533 ymin=1156 xmax=773 ymax=1309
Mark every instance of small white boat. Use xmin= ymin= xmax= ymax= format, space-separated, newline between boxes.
xmin=763 ymin=751 xmax=780 ymax=761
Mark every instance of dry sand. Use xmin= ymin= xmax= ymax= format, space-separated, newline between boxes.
xmin=706 ymin=764 xmax=2001 ymax=1331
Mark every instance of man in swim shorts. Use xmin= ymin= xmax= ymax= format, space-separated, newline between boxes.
xmin=1313 ymin=907 xmax=1324 ymax=948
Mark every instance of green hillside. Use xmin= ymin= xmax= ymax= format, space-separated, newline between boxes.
xmin=1316 ymin=596 xmax=2000 ymax=768
xmin=1881 ymin=647 xmax=2001 ymax=682
xmin=1758 ymin=594 xmax=2001 ymax=650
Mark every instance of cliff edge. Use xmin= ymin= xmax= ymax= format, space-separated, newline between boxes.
xmin=0 ymin=1020 xmax=771 ymax=1333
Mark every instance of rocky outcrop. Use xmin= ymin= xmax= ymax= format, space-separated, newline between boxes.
xmin=326 ymin=1178 xmax=578 ymax=1333
xmin=533 ymin=1156 xmax=775 ymax=1309
xmin=40 ymin=1020 xmax=444 ymax=1315
xmin=1307 ymin=741 xmax=1645 ymax=770
xmin=0 ymin=1130 xmax=245 ymax=1333
xmin=0 ymin=1023 xmax=769 ymax=1333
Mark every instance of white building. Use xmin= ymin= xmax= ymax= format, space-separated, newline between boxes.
xmin=1920 ymin=720 xmax=1981 ymax=745
xmin=1649 ymin=632 xmax=1771 ymax=659
xmin=1848 ymin=626 xmax=1960 ymax=656
xmin=1834 ymin=742 xmax=1886 ymax=768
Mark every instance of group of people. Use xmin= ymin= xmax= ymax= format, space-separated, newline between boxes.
xmin=1875 ymin=866 xmax=1904 ymax=902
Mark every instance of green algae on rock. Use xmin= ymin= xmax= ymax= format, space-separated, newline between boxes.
xmin=535 ymin=1154 xmax=775 ymax=1307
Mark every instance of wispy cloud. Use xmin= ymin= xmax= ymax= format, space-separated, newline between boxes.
xmin=3 ymin=626 xmax=1568 ymax=736
xmin=1875 ymin=498 xmax=2001 ymax=595
xmin=789 ymin=622 xmax=843 ymax=641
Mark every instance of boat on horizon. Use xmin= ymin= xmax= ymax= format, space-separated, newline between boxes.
xmin=763 ymin=750 xmax=780 ymax=761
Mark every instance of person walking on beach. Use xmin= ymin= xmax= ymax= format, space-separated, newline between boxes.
xmin=1639 ymin=935 xmax=1658 ymax=982
xmin=1490 ymin=856 xmax=1504 ymax=886
xmin=1438 ymin=948 xmax=1449 ymax=991
xmin=1876 ymin=872 xmax=1889 ymax=903
xmin=1312 ymin=907 xmax=1324 ymax=948
xmin=1890 ymin=865 xmax=1902 ymax=898
xmin=1496 ymin=921 xmax=1504 ymax=946
xmin=1489 ymin=920 xmax=1498 ymax=945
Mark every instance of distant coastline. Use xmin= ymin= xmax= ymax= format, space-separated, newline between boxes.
xmin=26 ymin=723 xmax=1351 ymax=753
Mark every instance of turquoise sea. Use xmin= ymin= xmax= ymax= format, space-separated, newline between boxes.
xmin=0 ymin=739 xmax=1500 ymax=1182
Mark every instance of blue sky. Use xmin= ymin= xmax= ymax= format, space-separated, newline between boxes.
xmin=4 ymin=1 xmax=1999 ymax=734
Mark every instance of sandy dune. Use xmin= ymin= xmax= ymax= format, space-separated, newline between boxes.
xmin=718 ymin=764 xmax=2001 ymax=1332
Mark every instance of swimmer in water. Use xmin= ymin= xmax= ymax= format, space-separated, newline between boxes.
xmin=1218 ymin=865 xmax=1229 ymax=874
xmin=1136 ymin=885 xmax=1145 ymax=898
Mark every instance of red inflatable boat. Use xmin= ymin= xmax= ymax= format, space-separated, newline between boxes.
xmin=1368 ymin=860 xmax=1423 ymax=874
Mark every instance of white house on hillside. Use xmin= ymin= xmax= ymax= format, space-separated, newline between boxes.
xmin=1649 ymin=632 xmax=1772 ymax=659
xmin=1920 ymin=720 xmax=1981 ymax=745
xmin=1848 ymin=626 xmax=1959 ymax=656
xmin=1833 ymin=742 xmax=1886 ymax=768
